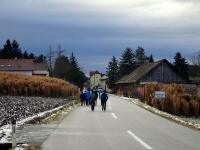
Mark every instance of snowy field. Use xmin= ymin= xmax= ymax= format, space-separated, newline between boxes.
xmin=0 ymin=96 xmax=71 ymax=127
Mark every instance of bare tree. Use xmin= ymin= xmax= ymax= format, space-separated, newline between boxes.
xmin=192 ymin=51 xmax=200 ymax=65
xmin=47 ymin=45 xmax=56 ymax=74
xmin=56 ymin=44 xmax=65 ymax=57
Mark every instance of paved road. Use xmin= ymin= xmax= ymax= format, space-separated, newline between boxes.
xmin=42 ymin=95 xmax=200 ymax=150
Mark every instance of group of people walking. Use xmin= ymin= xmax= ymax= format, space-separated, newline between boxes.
xmin=80 ymin=88 xmax=108 ymax=111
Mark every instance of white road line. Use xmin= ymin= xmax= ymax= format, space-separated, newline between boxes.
xmin=111 ymin=113 xmax=118 ymax=119
xmin=127 ymin=130 xmax=153 ymax=150
xmin=108 ymin=100 xmax=111 ymax=109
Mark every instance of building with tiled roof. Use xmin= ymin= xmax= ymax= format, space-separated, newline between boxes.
xmin=0 ymin=59 xmax=49 ymax=76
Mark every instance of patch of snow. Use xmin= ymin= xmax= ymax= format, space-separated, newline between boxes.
xmin=0 ymin=102 xmax=74 ymax=143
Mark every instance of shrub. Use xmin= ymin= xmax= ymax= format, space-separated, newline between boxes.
xmin=144 ymin=83 xmax=200 ymax=117
xmin=0 ymin=71 xmax=78 ymax=97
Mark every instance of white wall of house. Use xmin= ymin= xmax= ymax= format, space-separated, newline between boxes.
xmin=6 ymin=71 xmax=33 ymax=76
xmin=90 ymin=73 xmax=101 ymax=89
xmin=33 ymin=70 xmax=49 ymax=76
xmin=100 ymin=79 xmax=112 ymax=92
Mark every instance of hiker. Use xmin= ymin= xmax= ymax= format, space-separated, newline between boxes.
xmin=101 ymin=91 xmax=108 ymax=111
xmin=90 ymin=90 xmax=97 ymax=111
xmin=85 ymin=89 xmax=91 ymax=106
xmin=80 ymin=92 xmax=85 ymax=106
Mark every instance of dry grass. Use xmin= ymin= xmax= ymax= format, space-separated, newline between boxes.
xmin=0 ymin=71 xmax=78 ymax=97
xmin=145 ymin=83 xmax=200 ymax=117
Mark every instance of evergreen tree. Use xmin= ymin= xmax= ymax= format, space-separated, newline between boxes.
xmin=12 ymin=40 xmax=22 ymax=58
xmin=1 ymin=39 xmax=13 ymax=58
xmin=28 ymin=53 xmax=35 ymax=59
xmin=68 ymin=52 xmax=86 ymax=89
xmin=34 ymin=54 xmax=46 ymax=63
xmin=23 ymin=51 xmax=29 ymax=58
xmin=106 ymin=56 xmax=119 ymax=92
xmin=173 ymin=52 xmax=189 ymax=79
xmin=149 ymin=54 xmax=154 ymax=62
xmin=70 ymin=52 xmax=79 ymax=69
xmin=119 ymin=48 xmax=136 ymax=77
xmin=135 ymin=46 xmax=146 ymax=65
xmin=53 ymin=55 xmax=71 ymax=80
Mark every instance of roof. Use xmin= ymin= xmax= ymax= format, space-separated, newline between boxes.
xmin=101 ymin=75 xmax=108 ymax=80
xmin=90 ymin=70 xmax=101 ymax=76
xmin=116 ymin=59 xmax=185 ymax=84
xmin=0 ymin=59 xmax=48 ymax=71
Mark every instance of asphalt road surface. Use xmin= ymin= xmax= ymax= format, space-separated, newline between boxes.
xmin=42 ymin=95 xmax=200 ymax=150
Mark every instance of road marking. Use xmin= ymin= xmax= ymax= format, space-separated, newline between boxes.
xmin=111 ymin=113 xmax=118 ymax=119
xmin=108 ymin=100 xmax=111 ymax=109
xmin=127 ymin=130 xmax=152 ymax=150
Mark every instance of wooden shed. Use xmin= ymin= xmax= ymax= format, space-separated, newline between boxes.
xmin=116 ymin=59 xmax=189 ymax=97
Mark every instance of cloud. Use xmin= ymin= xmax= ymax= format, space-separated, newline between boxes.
xmin=0 ymin=0 xmax=200 ymax=72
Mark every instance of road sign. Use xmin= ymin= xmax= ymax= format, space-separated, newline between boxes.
xmin=155 ymin=91 xmax=165 ymax=99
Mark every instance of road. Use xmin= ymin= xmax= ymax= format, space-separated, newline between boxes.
xmin=42 ymin=95 xmax=200 ymax=150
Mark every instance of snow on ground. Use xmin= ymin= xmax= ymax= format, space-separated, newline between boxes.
xmin=0 ymin=96 xmax=74 ymax=143
xmin=120 ymin=96 xmax=200 ymax=130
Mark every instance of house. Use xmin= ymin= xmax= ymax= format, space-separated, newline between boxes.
xmin=116 ymin=59 xmax=189 ymax=97
xmin=89 ymin=71 xmax=111 ymax=91
xmin=99 ymin=75 xmax=111 ymax=92
xmin=90 ymin=70 xmax=101 ymax=89
xmin=0 ymin=59 xmax=49 ymax=76
xmin=188 ymin=65 xmax=200 ymax=84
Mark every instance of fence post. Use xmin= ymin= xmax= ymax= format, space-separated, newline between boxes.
xmin=12 ymin=120 xmax=16 ymax=150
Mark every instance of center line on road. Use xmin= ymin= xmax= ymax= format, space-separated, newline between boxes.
xmin=108 ymin=100 xmax=111 ymax=109
xmin=127 ymin=130 xmax=153 ymax=150
xmin=111 ymin=113 xmax=118 ymax=119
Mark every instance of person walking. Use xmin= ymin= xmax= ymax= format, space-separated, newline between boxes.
xmin=80 ymin=92 xmax=85 ymax=106
xmin=101 ymin=91 xmax=108 ymax=111
xmin=85 ymin=89 xmax=91 ymax=106
xmin=90 ymin=90 xmax=97 ymax=111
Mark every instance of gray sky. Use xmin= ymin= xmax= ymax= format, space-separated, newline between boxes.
xmin=0 ymin=0 xmax=200 ymax=74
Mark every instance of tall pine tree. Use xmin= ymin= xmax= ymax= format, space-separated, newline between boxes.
xmin=12 ymin=40 xmax=22 ymax=58
xmin=149 ymin=54 xmax=154 ymax=62
xmin=135 ymin=46 xmax=146 ymax=65
xmin=53 ymin=55 xmax=71 ymax=79
xmin=119 ymin=48 xmax=136 ymax=77
xmin=68 ymin=52 xmax=86 ymax=89
xmin=106 ymin=56 xmax=119 ymax=92
xmin=1 ymin=39 xmax=13 ymax=58
xmin=174 ymin=52 xmax=189 ymax=79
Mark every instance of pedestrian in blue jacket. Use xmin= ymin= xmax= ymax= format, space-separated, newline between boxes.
xmin=85 ymin=89 xmax=91 ymax=106
xmin=101 ymin=91 xmax=108 ymax=111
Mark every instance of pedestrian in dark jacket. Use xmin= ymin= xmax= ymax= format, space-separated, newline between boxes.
xmin=80 ymin=92 xmax=85 ymax=106
xmin=90 ymin=90 xmax=97 ymax=111
xmin=85 ymin=89 xmax=91 ymax=106
xmin=101 ymin=91 xmax=108 ymax=111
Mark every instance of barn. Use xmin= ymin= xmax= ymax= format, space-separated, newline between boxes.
xmin=116 ymin=59 xmax=189 ymax=98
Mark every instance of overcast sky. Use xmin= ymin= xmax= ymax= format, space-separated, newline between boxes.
xmin=0 ymin=0 xmax=200 ymax=74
